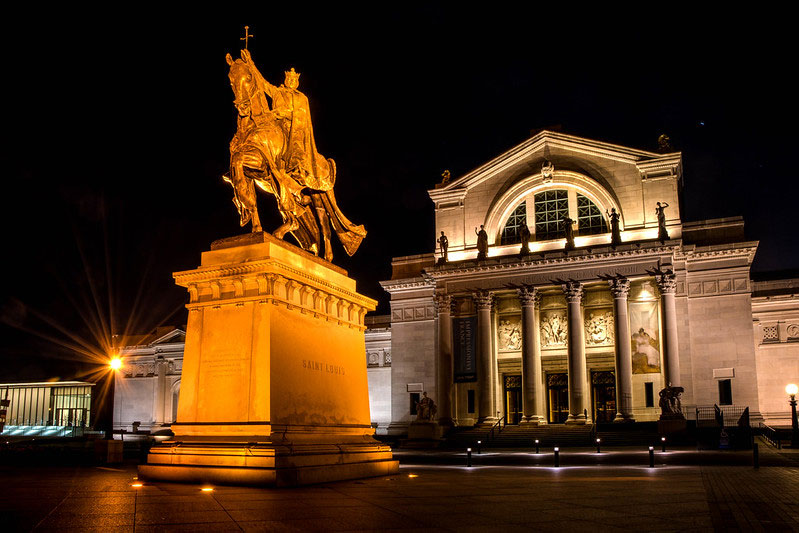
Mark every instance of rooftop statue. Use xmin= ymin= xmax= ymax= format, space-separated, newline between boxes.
xmin=224 ymin=50 xmax=366 ymax=262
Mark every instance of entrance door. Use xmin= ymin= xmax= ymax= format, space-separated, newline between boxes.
xmin=592 ymin=371 xmax=616 ymax=424
xmin=504 ymin=375 xmax=522 ymax=424
xmin=547 ymin=373 xmax=569 ymax=424
xmin=55 ymin=408 xmax=86 ymax=426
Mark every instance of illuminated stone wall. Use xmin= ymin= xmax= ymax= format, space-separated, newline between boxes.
xmin=113 ymin=328 xmax=185 ymax=435
xmin=752 ymin=280 xmax=799 ymax=424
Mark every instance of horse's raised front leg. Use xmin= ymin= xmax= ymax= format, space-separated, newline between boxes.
xmin=230 ymin=150 xmax=263 ymax=233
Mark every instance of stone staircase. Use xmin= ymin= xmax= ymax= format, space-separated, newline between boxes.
xmin=444 ymin=424 xmax=594 ymax=449
xmin=443 ymin=422 xmax=664 ymax=449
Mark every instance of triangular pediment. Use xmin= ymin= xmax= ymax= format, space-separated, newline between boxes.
xmin=430 ymin=130 xmax=670 ymax=197
xmin=149 ymin=328 xmax=186 ymax=346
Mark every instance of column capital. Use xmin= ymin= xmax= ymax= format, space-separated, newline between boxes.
xmin=472 ymin=290 xmax=493 ymax=310
xmin=517 ymin=286 xmax=539 ymax=307
xmin=561 ymin=281 xmax=583 ymax=303
xmin=435 ymin=294 xmax=452 ymax=314
xmin=608 ymin=277 xmax=631 ymax=298
xmin=655 ymin=273 xmax=677 ymax=294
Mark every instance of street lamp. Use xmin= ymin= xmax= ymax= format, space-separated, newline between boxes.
xmin=786 ymin=384 xmax=799 ymax=447
xmin=103 ymin=354 xmax=122 ymax=440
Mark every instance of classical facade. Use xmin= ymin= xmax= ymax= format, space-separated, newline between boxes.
xmin=381 ymin=130 xmax=793 ymax=433
xmin=113 ymin=327 xmax=185 ymax=435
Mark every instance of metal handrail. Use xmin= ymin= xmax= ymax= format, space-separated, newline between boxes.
xmin=759 ymin=422 xmax=782 ymax=449
xmin=695 ymin=405 xmax=750 ymax=427
xmin=488 ymin=416 xmax=506 ymax=442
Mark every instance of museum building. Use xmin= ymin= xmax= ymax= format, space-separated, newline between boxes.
xmin=381 ymin=130 xmax=797 ymax=433
xmin=109 ymin=131 xmax=799 ymax=438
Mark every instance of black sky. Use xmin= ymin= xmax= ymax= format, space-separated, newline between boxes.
xmin=1 ymin=6 xmax=796 ymax=380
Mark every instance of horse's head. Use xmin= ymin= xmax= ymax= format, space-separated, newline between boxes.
xmin=226 ymin=50 xmax=257 ymax=117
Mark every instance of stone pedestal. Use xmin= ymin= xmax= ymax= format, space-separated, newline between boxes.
xmin=658 ymin=418 xmax=688 ymax=435
xmin=407 ymin=421 xmax=443 ymax=441
xmin=139 ymin=232 xmax=398 ymax=486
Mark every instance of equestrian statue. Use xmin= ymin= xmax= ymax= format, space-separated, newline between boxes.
xmin=224 ymin=49 xmax=365 ymax=262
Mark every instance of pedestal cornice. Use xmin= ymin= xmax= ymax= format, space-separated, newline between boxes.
xmin=174 ymin=238 xmax=376 ymax=331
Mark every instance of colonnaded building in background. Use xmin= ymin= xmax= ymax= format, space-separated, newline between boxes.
xmin=113 ymin=131 xmax=799 ymax=436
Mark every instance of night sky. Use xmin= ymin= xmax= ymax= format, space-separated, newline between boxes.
xmin=1 ymin=7 xmax=796 ymax=381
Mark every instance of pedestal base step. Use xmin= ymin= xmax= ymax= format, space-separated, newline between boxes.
xmin=140 ymin=458 xmax=398 ymax=487
xmin=139 ymin=441 xmax=399 ymax=487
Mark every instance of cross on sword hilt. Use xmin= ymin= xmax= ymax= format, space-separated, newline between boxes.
xmin=240 ymin=25 xmax=254 ymax=50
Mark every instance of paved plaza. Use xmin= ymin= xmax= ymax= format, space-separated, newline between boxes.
xmin=3 ymin=441 xmax=799 ymax=531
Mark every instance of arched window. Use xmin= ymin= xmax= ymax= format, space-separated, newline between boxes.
xmin=576 ymin=194 xmax=608 ymax=235
xmin=533 ymin=190 xmax=569 ymax=241
xmin=498 ymin=187 xmax=612 ymax=243
xmin=500 ymin=201 xmax=528 ymax=245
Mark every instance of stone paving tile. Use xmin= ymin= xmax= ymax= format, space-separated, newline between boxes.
xmin=36 ymin=527 xmax=134 ymax=533
xmin=526 ymin=519 xmax=630 ymax=532
xmin=407 ymin=512 xmax=510 ymax=529
xmin=134 ymin=509 xmax=236 ymax=525
xmin=238 ymin=518 xmax=358 ymax=531
xmin=135 ymin=499 xmax=225 ymax=512
xmin=227 ymin=507 xmax=331 ymax=522
xmin=37 ymin=512 xmax=134 ymax=528
xmin=136 ymin=523 xmax=242 ymax=532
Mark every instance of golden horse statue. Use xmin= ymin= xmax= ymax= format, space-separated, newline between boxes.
xmin=224 ymin=50 xmax=365 ymax=261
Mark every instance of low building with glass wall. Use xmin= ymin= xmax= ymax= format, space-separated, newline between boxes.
xmin=0 ymin=381 xmax=94 ymax=437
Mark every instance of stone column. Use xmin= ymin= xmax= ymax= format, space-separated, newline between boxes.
xmin=518 ymin=286 xmax=545 ymax=424
xmin=609 ymin=278 xmax=634 ymax=422
xmin=656 ymin=273 xmax=681 ymax=387
xmin=563 ymin=281 xmax=588 ymax=424
xmin=155 ymin=355 xmax=167 ymax=425
xmin=473 ymin=291 xmax=496 ymax=425
xmin=435 ymin=294 xmax=454 ymax=426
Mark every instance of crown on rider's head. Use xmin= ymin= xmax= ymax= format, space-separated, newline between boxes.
xmin=284 ymin=67 xmax=300 ymax=81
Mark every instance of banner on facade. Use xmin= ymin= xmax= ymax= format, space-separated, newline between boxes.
xmin=453 ymin=316 xmax=477 ymax=382
xmin=629 ymin=301 xmax=661 ymax=374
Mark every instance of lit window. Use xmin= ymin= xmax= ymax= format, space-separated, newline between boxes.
xmin=500 ymin=201 xmax=528 ymax=245
xmin=499 ymin=189 xmax=612 ymax=244
xmin=534 ymin=190 xmax=568 ymax=241
xmin=576 ymin=194 xmax=608 ymax=236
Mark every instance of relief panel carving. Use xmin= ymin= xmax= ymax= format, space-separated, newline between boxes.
xmin=497 ymin=317 xmax=522 ymax=351
xmin=540 ymin=311 xmax=568 ymax=348
xmin=584 ymin=309 xmax=615 ymax=346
